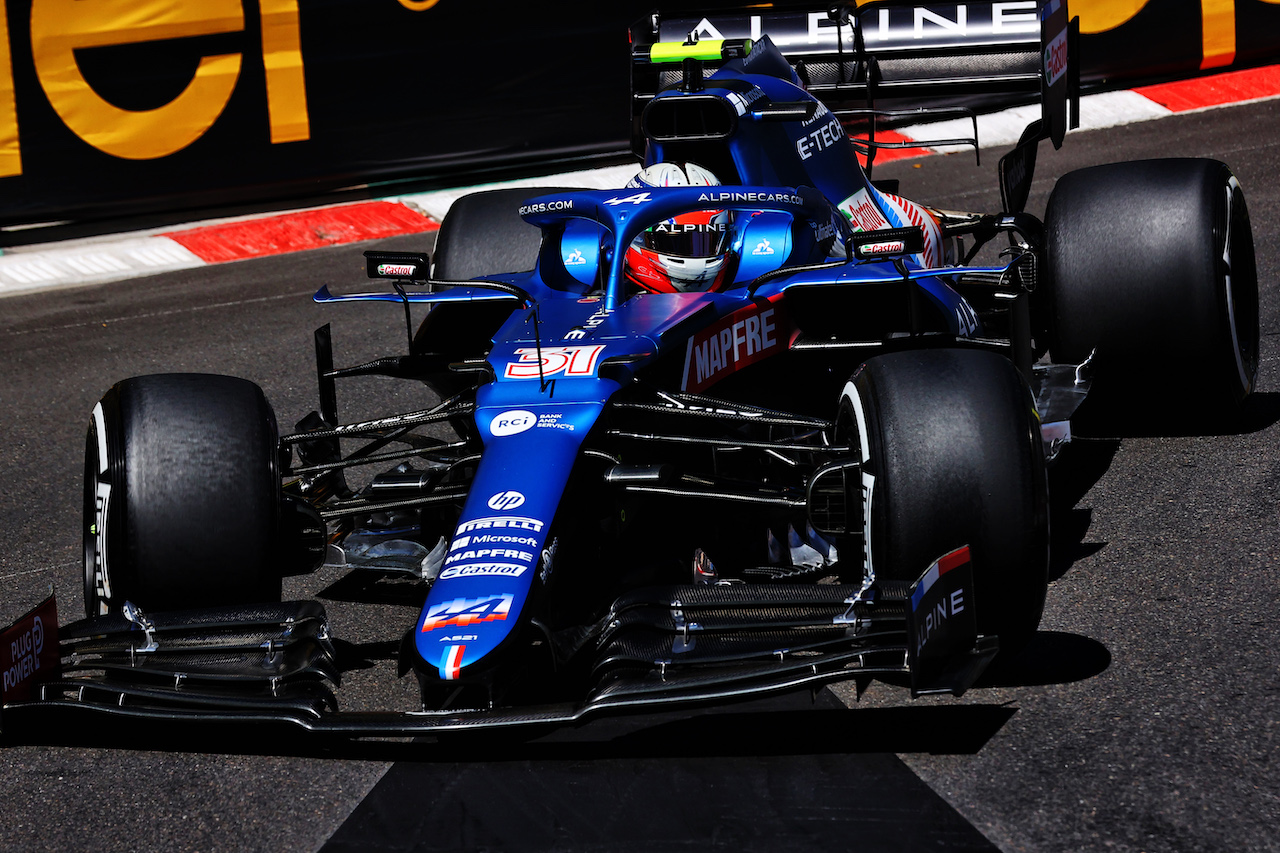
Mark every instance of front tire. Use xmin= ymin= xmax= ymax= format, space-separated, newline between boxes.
xmin=84 ymin=374 xmax=283 ymax=617
xmin=838 ymin=349 xmax=1049 ymax=662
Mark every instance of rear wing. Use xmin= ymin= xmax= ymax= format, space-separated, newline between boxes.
xmin=631 ymin=0 xmax=1080 ymax=210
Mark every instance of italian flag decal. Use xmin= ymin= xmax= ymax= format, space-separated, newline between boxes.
xmin=439 ymin=644 xmax=466 ymax=681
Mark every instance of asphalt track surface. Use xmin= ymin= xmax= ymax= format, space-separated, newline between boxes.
xmin=0 ymin=100 xmax=1277 ymax=852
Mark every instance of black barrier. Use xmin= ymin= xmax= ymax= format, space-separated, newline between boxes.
xmin=1081 ymin=0 xmax=1280 ymax=83
xmin=0 ymin=0 xmax=1278 ymax=228
xmin=0 ymin=0 xmax=718 ymax=227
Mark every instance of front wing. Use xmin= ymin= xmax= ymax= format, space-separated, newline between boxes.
xmin=3 ymin=553 xmax=995 ymax=736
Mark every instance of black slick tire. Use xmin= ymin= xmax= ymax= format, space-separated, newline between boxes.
xmin=431 ymin=187 xmax=576 ymax=282
xmin=838 ymin=349 xmax=1049 ymax=663
xmin=413 ymin=187 xmax=577 ymax=363
xmin=413 ymin=187 xmax=578 ymax=394
xmin=1045 ymin=158 xmax=1259 ymax=421
xmin=83 ymin=374 xmax=282 ymax=617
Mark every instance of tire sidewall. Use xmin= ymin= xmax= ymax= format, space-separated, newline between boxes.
xmin=83 ymin=389 xmax=134 ymax=617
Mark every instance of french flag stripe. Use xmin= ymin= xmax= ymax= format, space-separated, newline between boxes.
xmin=937 ymin=545 xmax=972 ymax=575
xmin=910 ymin=545 xmax=971 ymax=611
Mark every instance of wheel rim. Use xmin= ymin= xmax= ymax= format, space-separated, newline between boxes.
xmin=1222 ymin=176 xmax=1260 ymax=398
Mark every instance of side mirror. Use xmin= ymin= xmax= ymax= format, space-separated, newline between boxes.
xmin=851 ymin=227 xmax=924 ymax=261
xmin=364 ymin=251 xmax=431 ymax=282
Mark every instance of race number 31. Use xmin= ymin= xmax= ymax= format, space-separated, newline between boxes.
xmin=503 ymin=345 xmax=606 ymax=380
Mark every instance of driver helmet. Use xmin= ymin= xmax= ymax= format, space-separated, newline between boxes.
xmin=624 ymin=163 xmax=735 ymax=293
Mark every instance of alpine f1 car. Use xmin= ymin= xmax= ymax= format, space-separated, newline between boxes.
xmin=5 ymin=1 xmax=1258 ymax=736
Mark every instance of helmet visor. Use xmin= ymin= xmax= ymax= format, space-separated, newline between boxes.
xmin=641 ymin=212 xmax=730 ymax=258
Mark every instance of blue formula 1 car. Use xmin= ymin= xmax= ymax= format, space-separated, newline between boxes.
xmin=14 ymin=1 xmax=1258 ymax=736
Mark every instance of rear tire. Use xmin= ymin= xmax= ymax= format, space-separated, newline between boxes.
xmin=414 ymin=187 xmax=578 ymax=394
xmin=1046 ymin=158 xmax=1259 ymax=421
xmin=838 ymin=349 xmax=1049 ymax=662
xmin=431 ymin=187 xmax=575 ymax=282
xmin=84 ymin=374 xmax=282 ymax=617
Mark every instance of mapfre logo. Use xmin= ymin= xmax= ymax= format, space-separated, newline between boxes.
xmin=0 ymin=1 xmax=309 ymax=178
xmin=681 ymin=301 xmax=790 ymax=393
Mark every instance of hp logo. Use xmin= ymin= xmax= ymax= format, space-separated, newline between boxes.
xmin=487 ymin=491 xmax=526 ymax=511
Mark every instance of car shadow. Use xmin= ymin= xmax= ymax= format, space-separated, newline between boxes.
xmin=0 ymin=688 xmax=1017 ymax=762
xmin=976 ymin=630 xmax=1112 ymax=689
xmin=1235 ymin=391 xmax=1280 ymax=435
xmin=1071 ymin=390 xmax=1280 ymax=439
xmin=1048 ymin=437 xmax=1118 ymax=582
xmin=317 ymin=570 xmax=428 ymax=608
xmin=331 ymin=638 xmax=401 ymax=673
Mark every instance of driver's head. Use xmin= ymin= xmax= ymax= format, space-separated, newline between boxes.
xmin=624 ymin=163 xmax=735 ymax=293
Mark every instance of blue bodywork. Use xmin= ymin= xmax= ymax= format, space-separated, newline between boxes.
xmin=46 ymin=10 xmax=1089 ymax=734
xmin=314 ymin=40 xmax=1019 ymax=687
